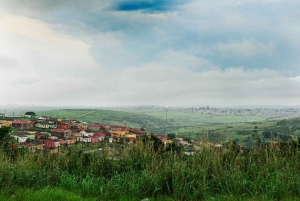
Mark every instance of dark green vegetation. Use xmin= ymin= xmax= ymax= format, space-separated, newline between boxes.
xmin=2 ymin=138 xmax=300 ymax=200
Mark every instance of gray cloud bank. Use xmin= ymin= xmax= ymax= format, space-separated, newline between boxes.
xmin=0 ymin=0 xmax=299 ymax=106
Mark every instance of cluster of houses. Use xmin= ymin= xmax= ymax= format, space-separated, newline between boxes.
xmin=0 ymin=111 xmax=198 ymax=153
xmin=0 ymin=111 xmax=225 ymax=154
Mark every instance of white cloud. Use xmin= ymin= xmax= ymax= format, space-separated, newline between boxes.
xmin=215 ymin=40 xmax=274 ymax=58
xmin=0 ymin=1 xmax=300 ymax=107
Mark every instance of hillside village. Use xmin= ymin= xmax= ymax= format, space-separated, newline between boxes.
xmin=0 ymin=111 xmax=221 ymax=154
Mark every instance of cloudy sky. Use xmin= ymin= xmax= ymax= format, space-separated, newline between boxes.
xmin=0 ymin=0 xmax=299 ymax=107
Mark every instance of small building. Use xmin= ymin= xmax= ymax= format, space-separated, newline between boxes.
xmin=110 ymin=125 xmax=130 ymax=132
xmin=71 ymin=123 xmax=82 ymax=130
xmin=81 ymin=122 xmax=89 ymax=130
xmin=130 ymin=128 xmax=144 ymax=134
xmin=12 ymin=120 xmax=32 ymax=129
xmin=77 ymin=136 xmax=91 ymax=143
xmin=91 ymin=136 xmax=99 ymax=143
xmin=93 ymin=132 xmax=106 ymax=141
xmin=11 ymin=131 xmax=35 ymax=143
xmin=49 ymin=136 xmax=58 ymax=140
xmin=58 ymin=123 xmax=71 ymax=130
xmin=71 ymin=130 xmax=80 ymax=137
xmin=37 ymin=116 xmax=50 ymax=121
xmin=110 ymin=131 xmax=126 ymax=137
xmin=24 ymin=112 xmax=36 ymax=118
xmin=13 ymin=135 xmax=28 ymax=143
xmin=41 ymin=139 xmax=60 ymax=148
xmin=23 ymin=143 xmax=42 ymax=152
xmin=35 ymin=122 xmax=50 ymax=129
xmin=51 ymin=129 xmax=71 ymax=138
xmin=0 ymin=120 xmax=12 ymax=127
xmin=88 ymin=123 xmax=109 ymax=131
xmin=79 ymin=130 xmax=94 ymax=137
xmin=59 ymin=139 xmax=67 ymax=145
xmin=35 ymin=121 xmax=57 ymax=129
xmin=66 ymin=137 xmax=75 ymax=144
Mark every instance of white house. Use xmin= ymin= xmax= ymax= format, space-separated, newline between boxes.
xmin=11 ymin=134 xmax=34 ymax=143
xmin=79 ymin=130 xmax=93 ymax=137
xmin=13 ymin=135 xmax=28 ymax=143
xmin=76 ymin=136 xmax=91 ymax=142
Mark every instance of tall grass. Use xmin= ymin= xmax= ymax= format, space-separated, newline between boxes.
xmin=1 ymin=143 xmax=300 ymax=200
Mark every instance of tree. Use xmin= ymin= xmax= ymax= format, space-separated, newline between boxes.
xmin=0 ymin=127 xmax=17 ymax=156
xmin=167 ymin=133 xmax=176 ymax=140
xmin=0 ymin=126 xmax=11 ymax=142
xmin=252 ymin=126 xmax=264 ymax=147
xmin=40 ymin=134 xmax=50 ymax=140
xmin=184 ymin=137 xmax=192 ymax=143
xmin=226 ymin=140 xmax=240 ymax=153
xmin=148 ymin=134 xmax=164 ymax=153
xmin=165 ymin=140 xmax=182 ymax=154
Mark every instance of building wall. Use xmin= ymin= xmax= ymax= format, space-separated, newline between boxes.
xmin=0 ymin=120 xmax=12 ymax=127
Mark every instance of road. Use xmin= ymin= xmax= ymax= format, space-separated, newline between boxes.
xmin=75 ymin=110 xmax=97 ymax=118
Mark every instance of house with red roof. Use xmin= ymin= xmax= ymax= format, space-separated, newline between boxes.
xmin=59 ymin=139 xmax=66 ymax=145
xmin=58 ymin=122 xmax=71 ymax=130
xmin=66 ymin=137 xmax=75 ymax=144
xmin=93 ymin=132 xmax=106 ymax=141
xmin=23 ymin=143 xmax=42 ymax=152
xmin=130 ymin=128 xmax=144 ymax=134
xmin=91 ymin=136 xmax=99 ymax=143
xmin=41 ymin=139 xmax=60 ymax=148
xmin=12 ymin=120 xmax=32 ymax=129
xmin=88 ymin=123 xmax=109 ymax=131
xmin=110 ymin=125 xmax=130 ymax=132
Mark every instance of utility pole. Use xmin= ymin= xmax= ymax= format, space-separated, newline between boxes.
xmin=165 ymin=106 xmax=168 ymax=135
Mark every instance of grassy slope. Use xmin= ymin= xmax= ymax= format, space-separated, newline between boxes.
xmin=2 ymin=144 xmax=300 ymax=200
xmin=38 ymin=109 xmax=167 ymax=133
xmin=36 ymin=109 xmax=94 ymax=119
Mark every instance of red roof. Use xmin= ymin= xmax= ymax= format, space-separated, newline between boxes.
xmin=93 ymin=132 xmax=106 ymax=137
xmin=155 ymin=135 xmax=167 ymax=139
xmin=23 ymin=143 xmax=35 ymax=147
xmin=12 ymin=144 xmax=20 ymax=149
xmin=12 ymin=120 xmax=31 ymax=124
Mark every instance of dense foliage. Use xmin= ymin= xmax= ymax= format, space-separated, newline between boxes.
xmin=1 ymin=140 xmax=300 ymax=200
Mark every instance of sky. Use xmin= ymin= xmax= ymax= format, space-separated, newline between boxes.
xmin=0 ymin=0 xmax=299 ymax=107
